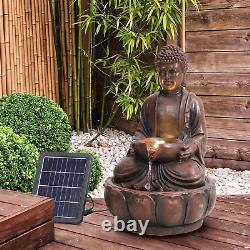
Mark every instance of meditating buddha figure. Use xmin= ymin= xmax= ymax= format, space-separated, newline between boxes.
xmin=113 ymin=45 xmax=207 ymax=191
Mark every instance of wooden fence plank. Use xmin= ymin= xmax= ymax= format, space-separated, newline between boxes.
xmin=186 ymin=73 xmax=250 ymax=96
xmin=194 ymin=0 xmax=250 ymax=10
xmin=206 ymin=138 xmax=250 ymax=161
xmin=206 ymin=117 xmax=250 ymax=141
xmin=186 ymin=29 xmax=250 ymax=52
xmin=201 ymin=96 xmax=250 ymax=119
xmin=187 ymin=51 xmax=250 ymax=73
xmin=186 ymin=7 xmax=250 ymax=31
xmin=205 ymin=158 xmax=250 ymax=170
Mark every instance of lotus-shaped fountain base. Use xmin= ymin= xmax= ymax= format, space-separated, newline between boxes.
xmin=104 ymin=177 xmax=216 ymax=236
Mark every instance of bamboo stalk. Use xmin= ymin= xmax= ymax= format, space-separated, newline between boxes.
xmin=60 ymin=0 xmax=68 ymax=112
xmin=49 ymin=0 xmax=64 ymax=107
xmin=4 ymin=0 xmax=11 ymax=95
xmin=82 ymin=0 xmax=87 ymax=131
xmin=45 ymin=0 xmax=53 ymax=100
xmin=21 ymin=0 xmax=29 ymax=93
xmin=38 ymin=0 xmax=46 ymax=97
xmin=24 ymin=0 xmax=31 ymax=94
xmin=71 ymin=1 xmax=78 ymax=131
xmin=27 ymin=0 xmax=35 ymax=95
xmin=86 ymin=0 xmax=94 ymax=131
xmin=53 ymin=0 xmax=59 ymax=103
xmin=9 ymin=0 xmax=15 ymax=94
xmin=41 ymin=0 xmax=47 ymax=97
xmin=64 ymin=0 xmax=70 ymax=115
xmin=31 ymin=0 xmax=39 ymax=95
xmin=41 ymin=0 xmax=48 ymax=97
xmin=76 ymin=0 xmax=83 ymax=132
xmin=14 ymin=0 xmax=22 ymax=92
xmin=181 ymin=0 xmax=186 ymax=52
xmin=18 ymin=0 xmax=25 ymax=92
xmin=12 ymin=0 xmax=19 ymax=93
xmin=86 ymin=105 xmax=119 ymax=146
xmin=34 ymin=0 xmax=43 ymax=96
xmin=68 ymin=0 xmax=73 ymax=125
xmin=7 ymin=0 xmax=13 ymax=88
xmin=0 ymin=0 xmax=7 ymax=96
xmin=41 ymin=0 xmax=49 ymax=98
xmin=48 ymin=0 xmax=57 ymax=101
xmin=0 ymin=44 xmax=2 ymax=97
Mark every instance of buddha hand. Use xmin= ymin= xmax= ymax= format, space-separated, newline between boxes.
xmin=179 ymin=141 xmax=198 ymax=161
xmin=151 ymin=140 xmax=183 ymax=164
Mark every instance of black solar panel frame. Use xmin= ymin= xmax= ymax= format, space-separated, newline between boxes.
xmin=32 ymin=152 xmax=92 ymax=224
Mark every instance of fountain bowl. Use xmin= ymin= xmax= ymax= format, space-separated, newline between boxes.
xmin=104 ymin=177 xmax=216 ymax=236
xmin=132 ymin=137 xmax=183 ymax=163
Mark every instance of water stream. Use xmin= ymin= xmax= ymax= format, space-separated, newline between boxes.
xmin=145 ymin=160 xmax=152 ymax=191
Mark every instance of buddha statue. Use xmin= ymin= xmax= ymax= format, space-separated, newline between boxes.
xmin=105 ymin=45 xmax=216 ymax=236
xmin=113 ymin=45 xmax=207 ymax=192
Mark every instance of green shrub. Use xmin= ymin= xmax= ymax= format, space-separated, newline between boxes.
xmin=0 ymin=127 xmax=39 ymax=192
xmin=74 ymin=149 xmax=103 ymax=192
xmin=0 ymin=93 xmax=71 ymax=152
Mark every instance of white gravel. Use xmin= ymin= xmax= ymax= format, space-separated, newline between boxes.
xmin=70 ymin=129 xmax=250 ymax=198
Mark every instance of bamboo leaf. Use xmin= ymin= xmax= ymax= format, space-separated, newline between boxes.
xmin=154 ymin=0 xmax=161 ymax=9
xmin=147 ymin=7 xmax=155 ymax=21
xmin=103 ymin=19 xmax=108 ymax=35
xmin=163 ymin=14 xmax=167 ymax=31
xmin=140 ymin=34 xmax=148 ymax=50
xmin=95 ymin=23 xmax=102 ymax=35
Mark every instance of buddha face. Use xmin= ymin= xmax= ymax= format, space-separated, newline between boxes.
xmin=155 ymin=62 xmax=185 ymax=92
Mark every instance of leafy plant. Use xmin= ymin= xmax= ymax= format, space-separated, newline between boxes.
xmin=81 ymin=0 xmax=198 ymax=121
xmin=0 ymin=93 xmax=72 ymax=152
xmin=0 ymin=127 xmax=39 ymax=192
xmin=73 ymin=149 xmax=103 ymax=192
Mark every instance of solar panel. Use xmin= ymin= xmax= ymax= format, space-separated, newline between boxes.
xmin=32 ymin=152 xmax=92 ymax=224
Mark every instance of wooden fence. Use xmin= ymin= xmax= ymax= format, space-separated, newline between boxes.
xmin=0 ymin=0 xmax=58 ymax=102
xmin=186 ymin=0 xmax=250 ymax=170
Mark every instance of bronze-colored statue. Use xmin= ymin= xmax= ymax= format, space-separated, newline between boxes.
xmin=104 ymin=45 xmax=216 ymax=236
xmin=114 ymin=45 xmax=206 ymax=191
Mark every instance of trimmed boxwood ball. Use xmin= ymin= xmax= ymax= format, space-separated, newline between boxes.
xmin=0 ymin=127 xmax=39 ymax=192
xmin=74 ymin=149 xmax=103 ymax=192
xmin=0 ymin=93 xmax=71 ymax=152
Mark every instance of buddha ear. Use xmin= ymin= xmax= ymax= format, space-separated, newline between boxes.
xmin=179 ymin=63 xmax=186 ymax=87
xmin=182 ymin=73 xmax=186 ymax=87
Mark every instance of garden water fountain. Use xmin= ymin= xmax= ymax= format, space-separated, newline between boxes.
xmin=104 ymin=45 xmax=216 ymax=236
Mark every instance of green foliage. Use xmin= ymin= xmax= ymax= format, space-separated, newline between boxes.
xmin=0 ymin=127 xmax=39 ymax=192
xmin=81 ymin=0 xmax=198 ymax=120
xmin=0 ymin=93 xmax=72 ymax=152
xmin=73 ymin=149 xmax=103 ymax=192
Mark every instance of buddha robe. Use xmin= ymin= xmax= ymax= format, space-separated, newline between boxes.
xmin=113 ymin=87 xmax=207 ymax=191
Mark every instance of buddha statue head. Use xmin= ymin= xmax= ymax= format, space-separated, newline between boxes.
xmin=155 ymin=45 xmax=188 ymax=92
